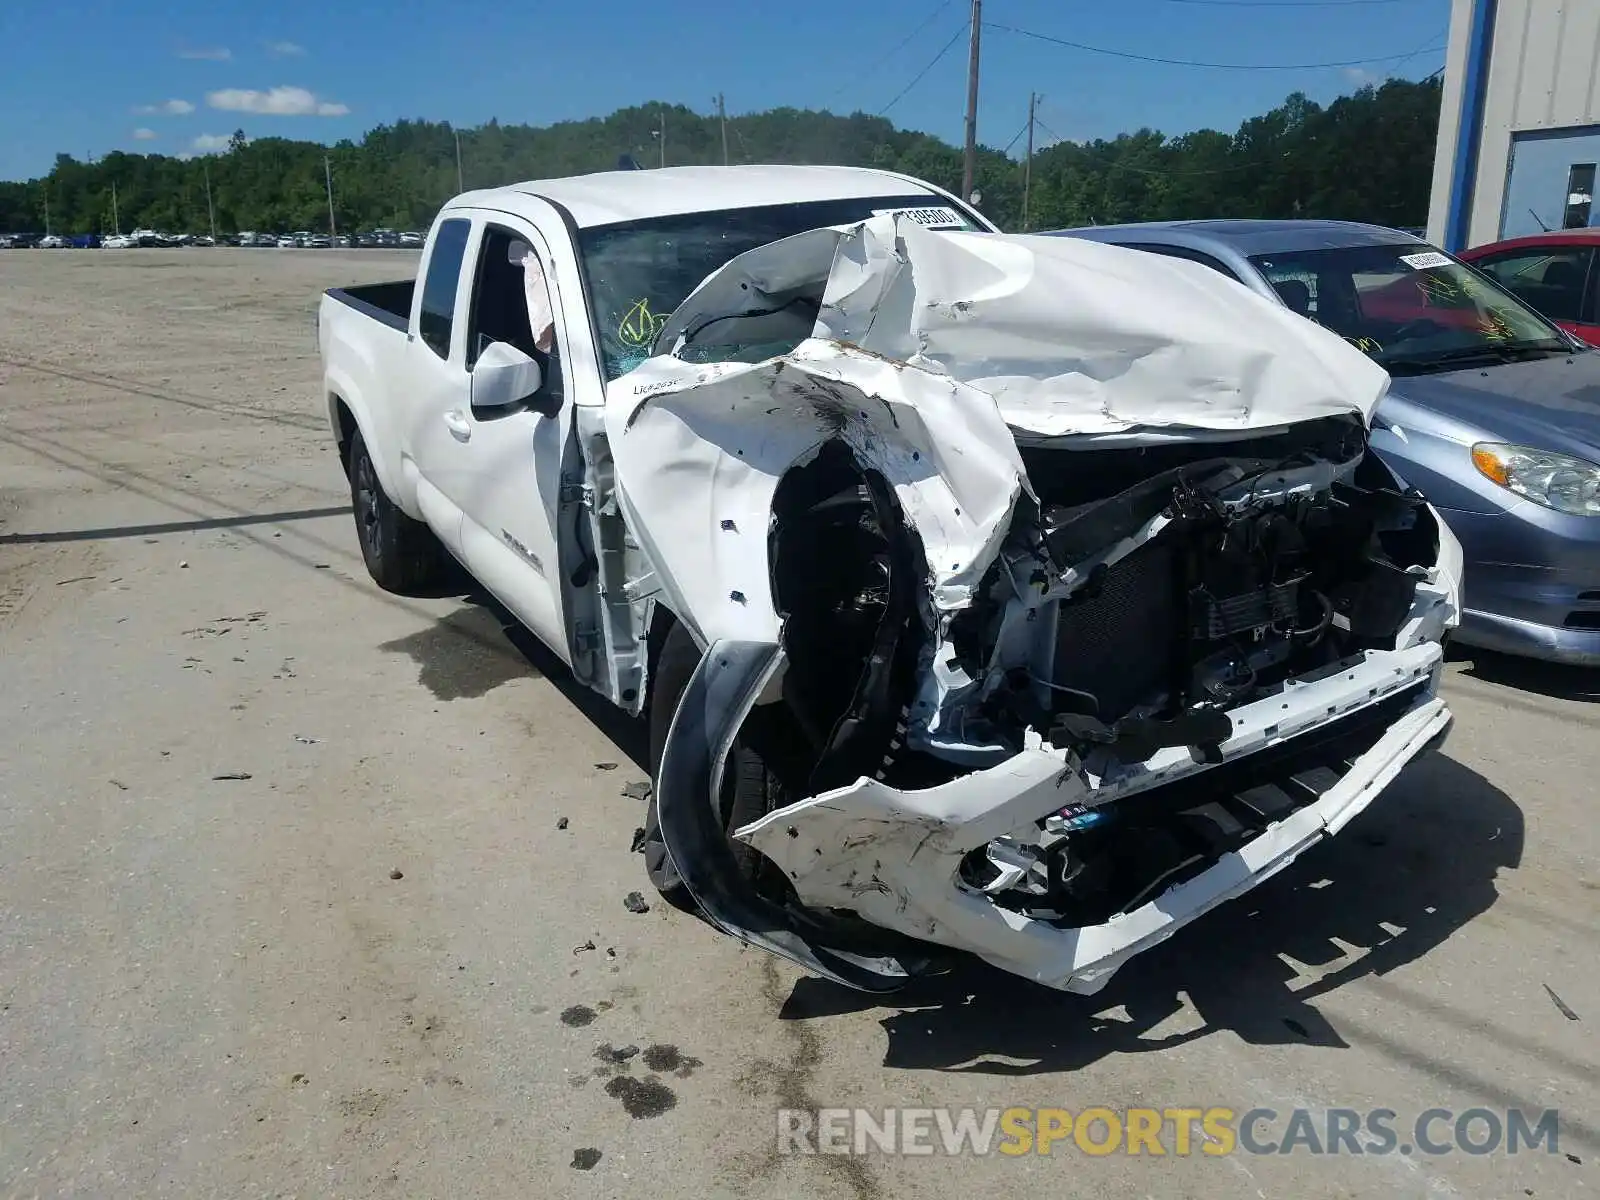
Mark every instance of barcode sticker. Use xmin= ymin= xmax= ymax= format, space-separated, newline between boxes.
xmin=1399 ymin=250 xmax=1452 ymax=270
xmin=873 ymin=205 xmax=968 ymax=230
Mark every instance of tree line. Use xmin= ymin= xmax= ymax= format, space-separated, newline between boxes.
xmin=0 ymin=78 xmax=1442 ymax=237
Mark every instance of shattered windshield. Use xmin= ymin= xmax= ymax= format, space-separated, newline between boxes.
xmin=577 ymin=195 xmax=983 ymax=380
xmin=1248 ymin=244 xmax=1571 ymax=375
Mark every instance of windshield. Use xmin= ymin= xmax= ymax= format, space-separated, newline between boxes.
xmin=576 ymin=195 xmax=984 ymax=381
xmin=1246 ymin=243 xmax=1572 ymax=375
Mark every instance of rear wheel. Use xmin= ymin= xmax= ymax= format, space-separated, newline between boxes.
xmin=347 ymin=428 xmax=446 ymax=594
xmin=641 ymin=621 xmax=789 ymax=910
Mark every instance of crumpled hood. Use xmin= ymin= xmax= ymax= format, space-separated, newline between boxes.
xmin=656 ymin=212 xmax=1391 ymax=439
xmin=607 ymin=212 xmax=1392 ymax=649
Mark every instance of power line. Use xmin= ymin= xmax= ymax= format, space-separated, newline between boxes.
xmin=877 ymin=22 xmax=969 ymax=116
xmin=1002 ymin=117 xmax=1031 ymax=155
xmin=987 ymin=20 xmax=1445 ymax=70
xmin=1388 ymin=29 xmax=1448 ymax=75
xmin=1031 ymin=116 xmax=1070 ymax=148
xmin=829 ymin=0 xmax=956 ymax=102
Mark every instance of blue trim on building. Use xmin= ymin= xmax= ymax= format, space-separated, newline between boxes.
xmin=1444 ymin=0 xmax=1499 ymax=251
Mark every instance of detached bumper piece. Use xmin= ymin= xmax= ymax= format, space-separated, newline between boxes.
xmin=652 ymin=639 xmax=930 ymax=992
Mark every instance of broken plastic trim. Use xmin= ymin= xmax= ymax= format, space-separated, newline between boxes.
xmin=652 ymin=637 xmax=918 ymax=992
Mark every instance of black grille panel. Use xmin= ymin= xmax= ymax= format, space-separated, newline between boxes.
xmin=1052 ymin=541 xmax=1179 ymax=718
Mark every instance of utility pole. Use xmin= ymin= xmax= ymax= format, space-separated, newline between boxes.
xmin=42 ymin=184 xmax=50 ymax=235
xmin=716 ymin=93 xmax=729 ymax=165
xmin=202 ymin=160 xmax=217 ymax=242
xmin=658 ymin=108 xmax=667 ymax=168
xmin=324 ymin=153 xmax=337 ymax=239
xmin=961 ymin=0 xmax=982 ymax=205
xmin=1022 ymin=92 xmax=1036 ymax=232
xmin=111 ymin=179 xmax=120 ymax=235
xmin=454 ymin=129 xmax=464 ymax=193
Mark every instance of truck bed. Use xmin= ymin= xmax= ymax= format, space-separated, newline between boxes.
xmin=325 ymin=280 xmax=414 ymax=332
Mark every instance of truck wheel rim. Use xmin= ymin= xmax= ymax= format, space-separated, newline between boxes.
xmin=355 ymin=455 xmax=381 ymax=561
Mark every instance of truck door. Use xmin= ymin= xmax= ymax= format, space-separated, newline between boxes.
xmin=419 ymin=218 xmax=574 ymax=664
xmin=402 ymin=215 xmax=474 ymax=558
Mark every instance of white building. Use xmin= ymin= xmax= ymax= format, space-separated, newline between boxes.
xmin=1427 ymin=0 xmax=1600 ymax=250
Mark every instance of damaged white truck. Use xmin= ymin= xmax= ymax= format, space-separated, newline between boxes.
xmin=318 ymin=165 xmax=1461 ymax=995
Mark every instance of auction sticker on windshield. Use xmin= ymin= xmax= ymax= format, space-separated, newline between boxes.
xmin=1399 ymin=250 xmax=1453 ymax=270
xmin=873 ymin=205 xmax=969 ymax=230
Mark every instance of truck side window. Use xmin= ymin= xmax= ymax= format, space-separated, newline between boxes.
xmin=466 ymin=226 xmax=563 ymax=402
xmin=419 ymin=218 xmax=471 ymax=360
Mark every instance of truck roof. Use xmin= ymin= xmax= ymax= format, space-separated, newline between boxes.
xmin=449 ymin=164 xmax=954 ymax=229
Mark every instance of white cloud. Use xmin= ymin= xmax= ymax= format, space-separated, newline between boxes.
xmin=178 ymin=46 xmax=232 ymax=61
xmin=206 ymin=86 xmax=348 ymax=116
xmin=191 ymin=133 xmax=233 ymax=153
xmin=133 ymin=98 xmax=196 ymax=116
xmin=133 ymin=128 xmax=158 ymax=141
xmin=1341 ymin=66 xmax=1381 ymax=87
xmin=266 ymin=40 xmax=305 ymax=57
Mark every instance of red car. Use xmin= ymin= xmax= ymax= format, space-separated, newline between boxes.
xmin=1458 ymin=229 xmax=1600 ymax=346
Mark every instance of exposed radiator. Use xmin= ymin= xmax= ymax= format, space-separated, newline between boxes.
xmin=1051 ymin=541 xmax=1179 ymax=719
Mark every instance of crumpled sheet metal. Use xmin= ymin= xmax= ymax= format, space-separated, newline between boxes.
xmin=608 ymin=211 xmax=1389 ymax=649
xmin=658 ymin=211 xmax=1392 ymax=439
xmin=604 ymin=341 xmax=1029 ymax=648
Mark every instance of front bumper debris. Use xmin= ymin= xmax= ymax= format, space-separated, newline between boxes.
xmin=657 ymin=639 xmax=1450 ymax=994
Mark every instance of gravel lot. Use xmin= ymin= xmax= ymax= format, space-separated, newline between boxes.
xmin=0 ymin=248 xmax=1596 ymax=1199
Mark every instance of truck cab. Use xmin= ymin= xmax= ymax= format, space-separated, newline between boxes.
xmin=319 ymin=166 xmax=991 ymax=712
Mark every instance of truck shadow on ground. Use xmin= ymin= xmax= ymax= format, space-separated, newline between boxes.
xmin=779 ymin=751 xmax=1523 ymax=1075
xmin=378 ymin=574 xmax=649 ymax=767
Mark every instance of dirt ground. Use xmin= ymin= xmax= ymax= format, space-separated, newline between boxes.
xmin=0 ymin=248 xmax=1595 ymax=1199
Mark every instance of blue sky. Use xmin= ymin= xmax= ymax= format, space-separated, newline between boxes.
xmin=0 ymin=0 xmax=1452 ymax=182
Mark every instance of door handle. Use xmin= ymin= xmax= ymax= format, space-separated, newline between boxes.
xmin=443 ymin=409 xmax=472 ymax=442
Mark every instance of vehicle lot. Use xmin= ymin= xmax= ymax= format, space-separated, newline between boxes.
xmin=0 ymin=249 xmax=1596 ymax=1199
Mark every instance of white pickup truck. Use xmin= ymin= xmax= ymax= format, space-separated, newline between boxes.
xmin=318 ymin=164 xmax=1461 ymax=995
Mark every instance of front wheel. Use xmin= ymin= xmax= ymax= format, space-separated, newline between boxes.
xmin=347 ymin=427 xmax=446 ymax=594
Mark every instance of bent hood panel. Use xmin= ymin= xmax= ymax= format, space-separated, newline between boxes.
xmin=657 ymin=213 xmax=1390 ymax=439
xmin=605 ymin=343 xmax=1029 ymax=647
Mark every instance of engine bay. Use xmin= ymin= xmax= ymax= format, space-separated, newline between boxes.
xmin=766 ymin=414 xmax=1446 ymax=930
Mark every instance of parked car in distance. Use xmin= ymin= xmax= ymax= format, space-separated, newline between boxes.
xmin=1052 ymin=219 xmax=1600 ymax=665
xmin=307 ymin=233 xmax=332 ymax=249
xmin=37 ymin=234 xmax=67 ymax=249
xmin=1459 ymin=229 xmax=1600 ymax=346
xmin=277 ymin=234 xmax=297 ymax=248
xmin=398 ymin=230 xmax=423 ymax=247
xmin=102 ymin=233 xmax=136 ymax=249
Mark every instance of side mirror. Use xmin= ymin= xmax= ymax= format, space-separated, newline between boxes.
xmin=470 ymin=340 xmax=544 ymax=415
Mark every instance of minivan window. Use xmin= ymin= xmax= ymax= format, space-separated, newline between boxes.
xmin=419 ymin=218 xmax=472 ymax=360
xmin=576 ymin=195 xmax=984 ymax=380
xmin=1248 ymin=243 xmax=1570 ymax=375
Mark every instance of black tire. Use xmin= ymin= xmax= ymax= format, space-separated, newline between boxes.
xmin=641 ymin=621 xmax=789 ymax=910
xmin=347 ymin=427 xmax=446 ymax=594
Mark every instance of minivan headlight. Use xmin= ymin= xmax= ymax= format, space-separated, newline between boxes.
xmin=1470 ymin=442 xmax=1600 ymax=516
